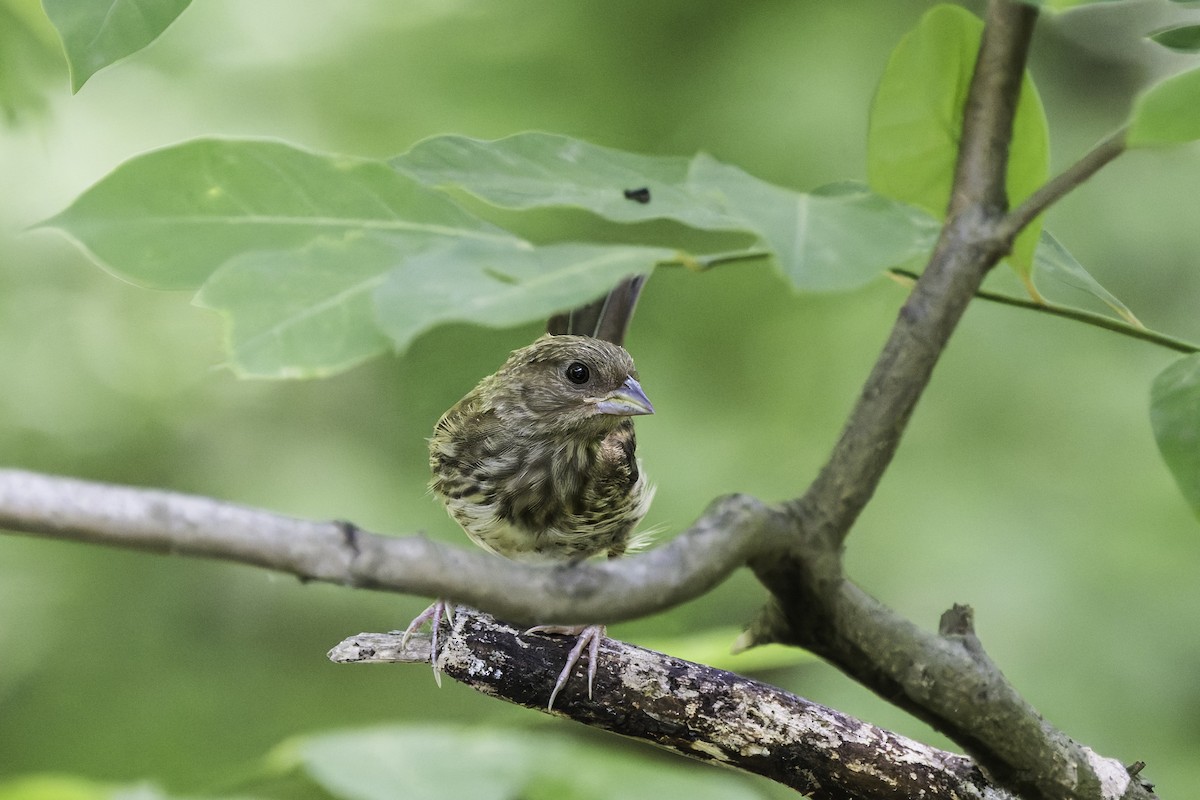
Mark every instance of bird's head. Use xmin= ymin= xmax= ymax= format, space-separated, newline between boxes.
xmin=491 ymin=334 xmax=654 ymax=435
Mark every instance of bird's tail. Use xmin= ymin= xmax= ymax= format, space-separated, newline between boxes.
xmin=547 ymin=274 xmax=648 ymax=346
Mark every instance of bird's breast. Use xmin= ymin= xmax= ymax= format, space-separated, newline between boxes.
xmin=430 ymin=422 xmax=647 ymax=561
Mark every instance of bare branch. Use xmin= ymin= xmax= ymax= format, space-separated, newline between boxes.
xmin=0 ymin=468 xmax=788 ymax=626
xmin=950 ymin=0 xmax=1039 ymax=216
xmin=329 ymin=610 xmax=1020 ymax=800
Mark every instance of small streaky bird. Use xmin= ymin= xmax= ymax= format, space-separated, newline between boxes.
xmin=404 ymin=275 xmax=653 ymax=709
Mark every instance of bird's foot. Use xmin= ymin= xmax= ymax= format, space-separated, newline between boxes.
xmin=524 ymin=623 xmax=605 ymax=710
xmin=401 ymin=599 xmax=455 ymax=687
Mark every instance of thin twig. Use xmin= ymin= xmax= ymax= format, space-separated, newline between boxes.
xmin=657 ymin=249 xmax=771 ymax=272
xmin=1001 ymin=128 xmax=1128 ymax=240
xmin=889 ymin=268 xmax=1199 ymax=354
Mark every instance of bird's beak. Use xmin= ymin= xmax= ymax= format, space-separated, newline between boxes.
xmin=595 ymin=376 xmax=654 ymax=416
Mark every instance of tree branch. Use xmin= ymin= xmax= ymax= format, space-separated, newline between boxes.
xmin=950 ymin=0 xmax=1039 ymax=217
xmin=328 ymin=609 xmax=1021 ymax=800
xmin=745 ymin=3 xmax=1155 ymax=799
xmin=0 ymin=467 xmax=1153 ymax=798
xmin=741 ymin=584 xmax=1152 ymax=800
xmin=0 ymin=468 xmax=788 ymax=627
xmin=786 ymin=0 xmax=1039 ymax=553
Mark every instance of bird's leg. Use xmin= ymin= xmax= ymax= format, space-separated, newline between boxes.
xmin=401 ymin=599 xmax=455 ymax=687
xmin=524 ymin=623 xmax=605 ymax=710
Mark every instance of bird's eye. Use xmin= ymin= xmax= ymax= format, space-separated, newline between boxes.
xmin=565 ymin=362 xmax=590 ymax=385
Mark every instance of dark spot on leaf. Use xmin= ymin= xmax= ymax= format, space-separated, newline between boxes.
xmin=623 ymin=187 xmax=651 ymax=204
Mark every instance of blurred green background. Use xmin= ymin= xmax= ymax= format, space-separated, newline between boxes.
xmin=2 ymin=0 xmax=1199 ymax=796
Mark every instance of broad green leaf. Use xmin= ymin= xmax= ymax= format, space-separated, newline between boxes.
xmin=195 ymin=236 xmax=403 ymax=379
xmin=1127 ymin=67 xmax=1200 ymax=147
xmin=278 ymin=725 xmax=763 ymax=800
xmin=395 ymin=133 xmax=938 ymax=292
xmin=197 ymin=235 xmax=668 ymax=378
xmin=1149 ymin=25 xmax=1200 ymax=54
xmin=41 ymin=0 xmax=191 ymax=92
xmin=688 ymin=163 xmax=940 ymax=291
xmin=868 ymin=4 xmax=1050 ymax=279
xmin=393 ymin=132 xmax=743 ymax=231
xmin=41 ymin=138 xmax=507 ymax=291
xmin=373 ymin=240 xmax=672 ymax=351
xmin=46 ymin=138 xmax=676 ymax=378
xmin=1151 ymin=354 xmax=1200 ymax=519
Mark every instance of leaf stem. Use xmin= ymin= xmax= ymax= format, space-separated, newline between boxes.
xmin=889 ymin=267 xmax=1200 ymax=353
xmin=658 ymin=249 xmax=772 ymax=272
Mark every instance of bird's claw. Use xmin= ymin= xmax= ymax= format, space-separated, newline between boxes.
xmin=402 ymin=599 xmax=454 ymax=687
xmin=524 ymin=623 xmax=605 ymax=710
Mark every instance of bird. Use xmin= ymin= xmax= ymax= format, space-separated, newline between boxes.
xmin=404 ymin=275 xmax=653 ymax=709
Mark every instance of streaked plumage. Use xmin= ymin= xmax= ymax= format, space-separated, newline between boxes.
xmin=429 ymin=334 xmax=653 ymax=563
xmin=406 ymin=275 xmax=653 ymax=709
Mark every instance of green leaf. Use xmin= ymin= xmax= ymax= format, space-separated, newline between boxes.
xmin=867 ymin=4 xmax=1050 ymax=278
xmin=0 ymin=3 xmax=61 ymax=126
xmin=41 ymin=0 xmax=192 ymax=92
xmin=278 ymin=725 xmax=763 ymax=800
xmin=45 ymin=135 xmax=937 ymax=378
xmin=372 ymin=240 xmax=673 ymax=353
xmin=40 ymin=138 xmax=504 ymax=291
xmin=1030 ymin=231 xmax=1140 ymax=326
xmin=194 ymin=236 xmax=400 ymax=379
xmin=46 ymin=138 xmax=675 ymax=378
xmin=198 ymin=235 xmax=669 ymax=378
xmin=1127 ymin=67 xmax=1200 ymax=147
xmin=393 ymin=132 xmax=744 ymax=232
xmin=1148 ymin=25 xmax=1200 ymax=54
xmin=690 ymin=165 xmax=940 ymax=291
xmin=1152 ymin=354 xmax=1200 ymax=519
xmin=395 ymin=133 xmax=938 ymax=292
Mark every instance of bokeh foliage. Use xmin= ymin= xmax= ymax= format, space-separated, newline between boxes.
xmin=3 ymin=0 xmax=1200 ymax=797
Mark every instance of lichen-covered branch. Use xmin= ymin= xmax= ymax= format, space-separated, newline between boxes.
xmin=329 ymin=609 xmax=1019 ymax=800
